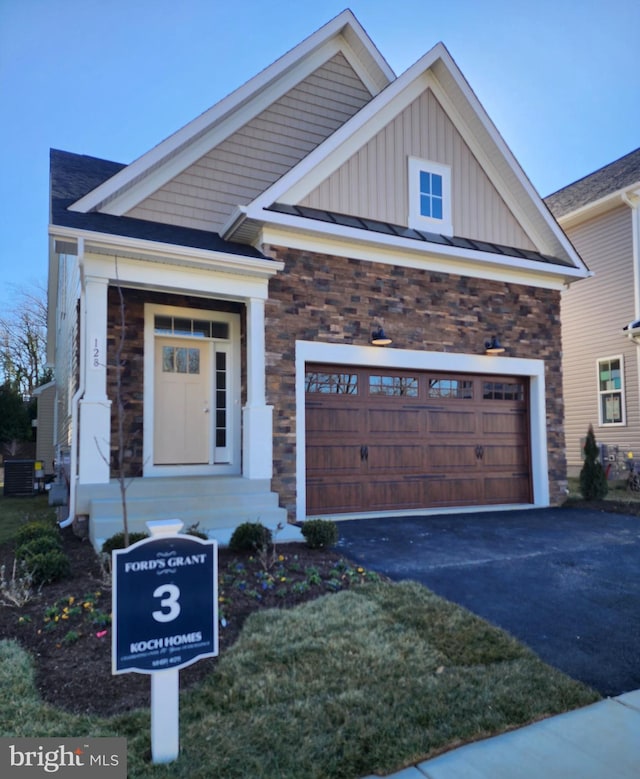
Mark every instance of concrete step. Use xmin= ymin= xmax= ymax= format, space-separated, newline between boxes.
xmin=82 ymin=476 xmax=291 ymax=551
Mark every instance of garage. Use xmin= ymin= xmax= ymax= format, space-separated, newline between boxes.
xmin=305 ymin=364 xmax=531 ymax=514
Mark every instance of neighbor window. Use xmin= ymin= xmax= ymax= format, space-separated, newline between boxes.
xmin=597 ymin=356 xmax=624 ymax=425
xmin=408 ymin=156 xmax=452 ymax=235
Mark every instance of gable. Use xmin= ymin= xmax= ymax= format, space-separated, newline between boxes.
xmin=299 ymin=88 xmax=535 ymax=251
xmin=124 ymin=53 xmax=374 ymax=233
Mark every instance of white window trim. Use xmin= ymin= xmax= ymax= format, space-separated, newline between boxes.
xmin=408 ymin=156 xmax=453 ymax=235
xmin=143 ymin=303 xmax=241 ymax=476
xmin=596 ymin=354 xmax=626 ymax=427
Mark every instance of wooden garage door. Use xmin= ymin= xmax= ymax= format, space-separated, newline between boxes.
xmin=305 ymin=365 xmax=531 ymax=515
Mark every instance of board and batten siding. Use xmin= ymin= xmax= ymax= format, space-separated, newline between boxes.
xmin=125 ymin=53 xmax=373 ymax=232
xmin=300 ymin=88 xmax=536 ymax=250
xmin=561 ymin=204 xmax=639 ymax=473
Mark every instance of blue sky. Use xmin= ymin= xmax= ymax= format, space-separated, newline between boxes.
xmin=1 ymin=0 xmax=638 ymax=309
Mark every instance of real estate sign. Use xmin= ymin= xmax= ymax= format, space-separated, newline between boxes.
xmin=112 ymin=533 xmax=218 ymax=674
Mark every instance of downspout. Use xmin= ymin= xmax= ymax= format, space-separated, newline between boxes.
xmin=621 ymin=192 xmax=640 ymax=463
xmin=59 ymin=238 xmax=86 ymax=528
xmin=621 ymin=191 xmax=640 ymax=319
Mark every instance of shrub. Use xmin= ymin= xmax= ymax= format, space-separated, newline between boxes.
xmin=15 ymin=521 xmax=60 ymax=547
xmin=25 ymin=550 xmax=71 ymax=585
xmin=579 ymin=424 xmax=608 ymax=500
xmin=101 ymin=531 xmax=149 ymax=555
xmin=229 ymin=522 xmax=272 ymax=553
xmin=185 ymin=522 xmax=208 ymax=540
xmin=16 ymin=536 xmax=62 ymax=562
xmin=301 ymin=519 xmax=339 ymax=549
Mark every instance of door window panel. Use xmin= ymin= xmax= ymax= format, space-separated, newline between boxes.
xmin=305 ymin=372 xmax=358 ymax=394
xmin=369 ymin=375 xmax=418 ymax=396
xmin=162 ymin=346 xmax=200 ymax=375
xmin=216 ymin=351 xmax=227 ymax=448
xmin=428 ymin=378 xmax=474 ymax=399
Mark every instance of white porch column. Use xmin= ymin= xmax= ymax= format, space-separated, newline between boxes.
xmin=243 ymin=297 xmax=273 ymax=479
xmin=78 ymin=275 xmax=111 ymax=484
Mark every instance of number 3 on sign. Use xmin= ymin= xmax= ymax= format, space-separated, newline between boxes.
xmin=152 ymin=584 xmax=181 ymax=622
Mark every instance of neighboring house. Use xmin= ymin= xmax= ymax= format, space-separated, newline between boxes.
xmin=48 ymin=10 xmax=589 ymax=549
xmin=546 ymin=148 xmax=640 ymax=477
xmin=33 ymin=380 xmax=56 ymax=477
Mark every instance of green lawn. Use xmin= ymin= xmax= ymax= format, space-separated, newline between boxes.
xmin=0 ymin=580 xmax=599 ymax=778
xmin=566 ymin=476 xmax=640 ymax=506
xmin=0 ymin=494 xmax=56 ymax=545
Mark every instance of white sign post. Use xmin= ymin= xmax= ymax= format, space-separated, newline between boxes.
xmin=112 ymin=519 xmax=218 ymax=764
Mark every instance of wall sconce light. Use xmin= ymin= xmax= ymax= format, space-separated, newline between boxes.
xmin=371 ymin=327 xmax=392 ymax=346
xmin=485 ymin=336 xmax=505 ymax=355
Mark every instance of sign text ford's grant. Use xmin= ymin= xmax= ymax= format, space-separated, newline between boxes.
xmin=112 ymin=534 xmax=218 ymax=674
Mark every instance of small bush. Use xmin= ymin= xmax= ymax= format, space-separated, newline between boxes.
xmin=301 ymin=519 xmax=339 ymax=549
xmin=15 ymin=521 xmax=60 ymax=547
xmin=101 ymin=531 xmax=149 ymax=555
xmin=26 ymin=550 xmax=71 ymax=585
xmin=580 ymin=424 xmax=608 ymax=500
xmin=16 ymin=536 xmax=62 ymax=562
xmin=229 ymin=522 xmax=272 ymax=553
xmin=185 ymin=522 xmax=208 ymax=540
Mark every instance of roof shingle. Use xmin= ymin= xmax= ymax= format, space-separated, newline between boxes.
xmin=545 ymin=147 xmax=640 ymax=218
xmin=50 ymin=149 xmax=268 ymax=260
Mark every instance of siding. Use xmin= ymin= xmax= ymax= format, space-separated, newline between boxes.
xmin=54 ymin=253 xmax=81 ymax=453
xmin=35 ymin=384 xmax=56 ymax=474
xmin=301 ymin=88 xmax=536 ymax=249
xmin=561 ymin=204 xmax=638 ymax=473
xmin=125 ymin=53 xmax=373 ymax=232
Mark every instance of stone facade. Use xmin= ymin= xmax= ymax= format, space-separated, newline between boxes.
xmin=104 ymin=248 xmax=568 ymax=516
xmin=264 ymin=244 xmax=567 ymax=518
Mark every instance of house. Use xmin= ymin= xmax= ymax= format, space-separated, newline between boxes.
xmin=546 ymin=148 xmax=640 ymax=478
xmin=47 ymin=10 xmax=589 ymax=549
xmin=33 ymin=380 xmax=56 ymax=479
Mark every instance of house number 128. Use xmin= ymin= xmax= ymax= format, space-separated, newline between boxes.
xmin=91 ymin=337 xmax=101 ymax=369
xmin=152 ymin=584 xmax=181 ymax=622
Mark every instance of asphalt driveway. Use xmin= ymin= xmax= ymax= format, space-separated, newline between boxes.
xmin=336 ymin=507 xmax=640 ymax=697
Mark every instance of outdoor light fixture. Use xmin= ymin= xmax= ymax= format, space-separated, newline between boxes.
xmin=485 ymin=336 xmax=505 ymax=355
xmin=371 ymin=327 xmax=392 ymax=346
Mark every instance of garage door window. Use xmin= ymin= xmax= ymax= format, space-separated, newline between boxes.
xmin=305 ymin=371 xmax=358 ymax=394
xmin=483 ymin=381 xmax=524 ymax=400
xmin=369 ymin=375 xmax=418 ymax=396
xmin=428 ymin=378 xmax=474 ymax=399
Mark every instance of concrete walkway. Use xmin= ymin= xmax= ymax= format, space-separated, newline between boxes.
xmin=362 ymin=689 xmax=640 ymax=779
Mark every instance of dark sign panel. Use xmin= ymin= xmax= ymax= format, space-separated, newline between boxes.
xmin=112 ymin=535 xmax=218 ymax=674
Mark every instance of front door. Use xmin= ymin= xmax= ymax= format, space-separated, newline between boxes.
xmin=154 ymin=337 xmax=210 ymax=464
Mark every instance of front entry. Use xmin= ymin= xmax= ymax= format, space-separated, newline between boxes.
xmin=144 ymin=305 xmax=240 ymax=476
xmin=154 ymin=338 xmax=210 ymax=464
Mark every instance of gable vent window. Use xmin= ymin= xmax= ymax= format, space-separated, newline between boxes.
xmin=408 ymin=156 xmax=452 ymax=236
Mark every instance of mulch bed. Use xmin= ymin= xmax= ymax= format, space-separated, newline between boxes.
xmin=3 ymin=498 xmax=637 ymax=719
xmin=0 ymin=528 xmax=356 ymax=717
